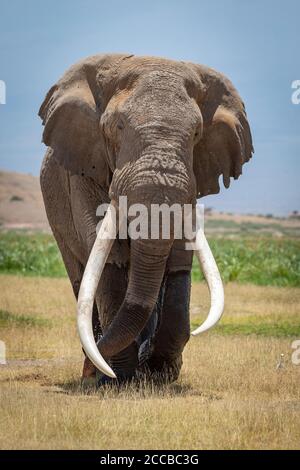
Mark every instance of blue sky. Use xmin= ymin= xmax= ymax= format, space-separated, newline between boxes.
xmin=0 ymin=0 xmax=299 ymax=215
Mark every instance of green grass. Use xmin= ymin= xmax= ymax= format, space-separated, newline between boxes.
xmin=0 ymin=232 xmax=299 ymax=287
xmin=0 ymin=309 xmax=51 ymax=328
xmin=192 ymin=238 xmax=300 ymax=287
xmin=191 ymin=317 xmax=300 ymax=338
xmin=0 ymin=232 xmax=66 ymax=277
xmin=213 ymin=322 xmax=300 ymax=337
xmin=205 ymin=219 xmax=300 ymax=237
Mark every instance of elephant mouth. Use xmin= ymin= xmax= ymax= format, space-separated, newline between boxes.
xmin=76 ymin=200 xmax=224 ymax=379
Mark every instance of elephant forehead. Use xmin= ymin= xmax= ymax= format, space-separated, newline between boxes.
xmin=128 ymin=99 xmax=200 ymax=131
xmin=119 ymin=55 xmax=197 ymax=79
xmin=123 ymin=83 xmax=200 ymax=127
xmin=118 ymin=57 xmax=201 ymax=94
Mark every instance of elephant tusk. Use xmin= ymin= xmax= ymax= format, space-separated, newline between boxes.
xmin=191 ymin=228 xmax=224 ymax=335
xmin=77 ymin=202 xmax=121 ymax=378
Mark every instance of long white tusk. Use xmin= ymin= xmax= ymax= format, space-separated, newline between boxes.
xmin=77 ymin=202 xmax=121 ymax=378
xmin=191 ymin=228 xmax=224 ymax=336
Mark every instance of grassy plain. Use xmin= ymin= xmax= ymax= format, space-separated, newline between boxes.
xmin=1 ymin=217 xmax=299 ymax=449
xmin=0 ymin=276 xmax=299 ymax=449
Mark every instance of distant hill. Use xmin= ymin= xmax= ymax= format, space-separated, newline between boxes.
xmin=0 ymin=171 xmax=49 ymax=230
xmin=0 ymin=170 xmax=299 ymax=236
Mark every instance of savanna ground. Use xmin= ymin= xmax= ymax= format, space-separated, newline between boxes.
xmin=0 ymin=220 xmax=300 ymax=449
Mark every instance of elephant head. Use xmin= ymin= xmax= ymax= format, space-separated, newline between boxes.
xmin=39 ymin=54 xmax=253 ymax=377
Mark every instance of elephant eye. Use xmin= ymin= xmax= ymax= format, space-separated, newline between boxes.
xmin=194 ymin=123 xmax=203 ymax=143
xmin=117 ymin=121 xmax=124 ymax=131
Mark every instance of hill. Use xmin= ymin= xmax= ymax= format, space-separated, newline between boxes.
xmin=0 ymin=170 xmax=299 ymax=237
xmin=0 ymin=171 xmax=49 ymax=230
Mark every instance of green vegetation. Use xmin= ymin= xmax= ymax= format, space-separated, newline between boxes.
xmin=0 ymin=309 xmax=51 ymax=327
xmin=191 ymin=314 xmax=300 ymax=338
xmin=205 ymin=218 xmax=300 ymax=237
xmin=0 ymin=231 xmax=299 ymax=286
xmin=192 ymin=238 xmax=300 ymax=287
xmin=212 ymin=322 xmax=300 ymax=337
xmin=0 ymin=232 xmax=66 ymax=277
xmin=10 ymin=195 xmax=24 ymax=202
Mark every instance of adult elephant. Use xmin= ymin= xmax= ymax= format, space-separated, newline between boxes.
xmin=39 ymin=54 xmax=253 ymax=385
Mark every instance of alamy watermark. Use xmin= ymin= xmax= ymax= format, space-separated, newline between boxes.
xmin=291 ymin=80 xmax=300 ymax=104
xmin=96 ymin=197 xmax=204 ymax=250
xmin=0 ymin=340 xmax=6 ymax=365
xmin=0 ymin=80 xmax=6 ymax=105
xmin=291 ymin=340 xmax=300 ymax=365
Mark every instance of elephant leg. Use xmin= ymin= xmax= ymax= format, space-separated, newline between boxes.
xmin=96 ymin=263 xmax=139 ymax=384
xmin=50 ymin=228 xmax=102 ymax=379
xmin=146 ymin=270 xmax=191 ymax=382
xmin=41 ymin=153 xmax=102 ymax=379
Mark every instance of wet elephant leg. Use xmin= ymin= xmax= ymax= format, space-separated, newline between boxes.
xmin=96 ymin=263 xmax=139 ymax=383
xmin=146 ymin=270 xmax=191 ymax=382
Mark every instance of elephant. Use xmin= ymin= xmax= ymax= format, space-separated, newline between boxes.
xmin=39 ymin=54 xmax=253 ymax=385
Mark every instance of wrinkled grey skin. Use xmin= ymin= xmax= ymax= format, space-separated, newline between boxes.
xmin=39 ymin=54 xmax=253 ymax=384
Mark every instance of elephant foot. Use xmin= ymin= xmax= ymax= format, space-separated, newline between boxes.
xmin=96 ymin=370 xmax=137 ymax=388
xmin=141 ymin=354 xmax=183 ymax=384
xmin=95 ymin=341 xmax=139 ymax=388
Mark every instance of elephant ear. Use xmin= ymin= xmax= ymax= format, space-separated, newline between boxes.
xmin=38 ymin=55 xmax=132 ymax=188
xmin=191 ymin=64 xmax=253 ymax=197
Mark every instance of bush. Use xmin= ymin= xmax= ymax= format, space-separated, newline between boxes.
xmin=0 ymin=232 xmax=66 ymax=277
xmin=10 ymin=195 xmax=23 ymax=202
xmin=192 ymin=238 xmax=300 ymax=287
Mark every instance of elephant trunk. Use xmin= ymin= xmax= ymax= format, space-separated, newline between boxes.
xmin=76 ymin=202 xmax=173 ymax=378
xmin=77 ymin=199 xmax=225 ymax=378
xmin=98 ymin=237 xmax=172 ymax=359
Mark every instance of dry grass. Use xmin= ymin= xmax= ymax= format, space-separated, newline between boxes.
xmin=0 ymin=275 xmax=299 ymax=449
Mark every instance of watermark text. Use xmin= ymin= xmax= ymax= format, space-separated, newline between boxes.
xmin=291 ymin=80 xmax=300 ymax=104
xmin=291 ymin=339 xmax=300 ymax=365
xmin=96 ymin=197 xmax=204 ymax=250
xmin=0 ymin=340 xmax=6 ymax=365
xmin=0 ymin=80 xmax=6 ymax=105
